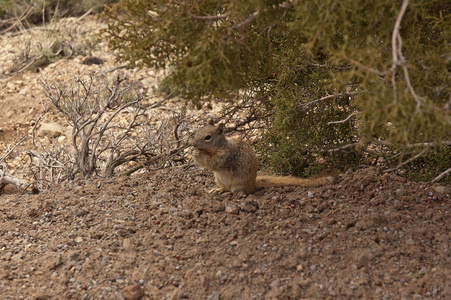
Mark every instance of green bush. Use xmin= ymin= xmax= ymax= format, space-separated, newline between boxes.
xmin=101 ymin=0 xmax=451 ymax=181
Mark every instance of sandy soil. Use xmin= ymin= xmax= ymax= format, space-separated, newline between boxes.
xmin=0 ymin=15 xmax=450 ymax=300
xmin=0 ymin=167 xmax=450 ymax=299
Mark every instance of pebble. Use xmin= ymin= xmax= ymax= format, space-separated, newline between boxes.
xmin=122 ymin=283 xmax=144 ymax=300
xmin=11 ymin=253 xmax=23 ymax=262
xmin=433 ymin=186 xmax=448 ymax=194
xmin=395 ymin=187 xmax=405 ymax=196
xmin=270 ymin=280 xmax=279 ymax=289
xmin=225 ymin=205 xmax=239 ymax=214
xmin=412 ymin=294 xmax=422 ymax=300
xmin=405 ymin=238 xmax=415 ymax=246
xmin=207 ymin=291 xmax=221 ymax=300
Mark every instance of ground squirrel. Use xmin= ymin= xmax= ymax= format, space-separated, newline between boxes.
xmin=191 ymin=120 xmax=336 ymax=194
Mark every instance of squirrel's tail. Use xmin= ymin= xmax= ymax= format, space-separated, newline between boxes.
xmin=256 ymin=174 xmax=335 ymax=188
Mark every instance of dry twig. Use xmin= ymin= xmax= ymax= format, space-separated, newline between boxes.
xmin=432 ymin=167 xmax=451 ymax=183
xmin=0 ymin=137 xmax=31 ymax=193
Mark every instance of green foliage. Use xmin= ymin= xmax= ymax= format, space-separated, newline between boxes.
xmin=101 ymin=0 xmax=451 ymax=181
xmin=405 ymin=146 xmax=451 ymax=182
xmin=0 ymin=0 xmax=11 ymax=18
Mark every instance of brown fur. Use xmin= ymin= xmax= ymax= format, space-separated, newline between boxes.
xmin=191 ymin=121 xmax=336 ymax=194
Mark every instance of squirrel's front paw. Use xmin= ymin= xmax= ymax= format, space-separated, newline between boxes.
xmin=192 ymin=149 xmax=201 ymax=158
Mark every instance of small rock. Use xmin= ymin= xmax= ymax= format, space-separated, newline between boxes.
xmin=82 ymin=56 xmax=104 ymax=65
xmin=6 ymin=82 xmax=16 ymax=91
xmin=239 ymin=201 xmax=258 ymax=213
xmin=30 ymin=293 xmax=51 ymax=300
xmin=225 ymin=205 xmax=239 ymax=214
xmin=405 ymin=238 xmax=415 ymax=246
xmin=184 ymin=268 xmax=194 ymax=279
xmin=419 ymin=266 xmax=427 ymax=275
xmin=307 ymin=191 xmax=314 ymax=198
xmin=19 ymin=87 xmax=28 ymax=95
xmin=433 ymin=186 xmax=448 ymax=194
xmin=395 ymin=187 xmax=405 ymax=196
xmin=270 ymin=280 xmax=279 ymax=289
xmin=296 ymin=264 xmax=303 ymax=271
xmin=230 ymin=240 xmax=238 ymax=247
xmin=301 ymin=227 xmax=317 ymax=235
xmin=207 ymin=291 xmax=221 ymax=300
xmin=38 ymin=122 xmax=64 ymax=138
xmin=123 ymin=238 xmax=132 ymax=249
xmin=298 ymin=279 xmax=312 ymax=287
xmin=412 ymin=293 xmax=422 ymax=300
xmin=57 ymin=135 xmax=66 ymax=143
xmin=99 ymin=256 xmax=110 ymax=266
xmin=122 ymin=283 xmax=144 ymax=300
xmin=11 ymin=253 xmax=23 ymax=262
xmin=75 ymin=236 xmax=83 ymax=244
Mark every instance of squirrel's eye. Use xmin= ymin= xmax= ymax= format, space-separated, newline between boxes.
xmin=204 ymin=135 xmax=212 ymax=141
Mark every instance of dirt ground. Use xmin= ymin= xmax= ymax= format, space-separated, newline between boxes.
xmin=1 ymin=15 xmax=451 ymax=300
xmin=0 ymin=166 xmax=450 ymax=300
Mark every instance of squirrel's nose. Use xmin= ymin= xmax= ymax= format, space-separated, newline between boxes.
xmin=190 ymin=138 xmax=198 ymax=148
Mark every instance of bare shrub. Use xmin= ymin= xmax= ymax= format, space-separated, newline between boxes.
xmin=40 ymin=74 xmax=189 ymax=180
xmin=28 ymin=141 xmax=76 ymax=190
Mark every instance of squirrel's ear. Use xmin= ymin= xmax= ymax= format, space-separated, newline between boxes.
xmin=208 ymin=119 xmax=215 ymax=126
xmin=217 ymin=123 xmax=224 ymax=134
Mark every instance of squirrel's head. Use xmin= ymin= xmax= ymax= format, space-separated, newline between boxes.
xmin=191 ymin=120 xmax=226 ymax=151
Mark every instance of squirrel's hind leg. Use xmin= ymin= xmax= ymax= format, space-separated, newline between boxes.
xmin=212 ymin=173 xmax=232 ymax=194
xmin=230 ymin=184 xmax=255 ymax=195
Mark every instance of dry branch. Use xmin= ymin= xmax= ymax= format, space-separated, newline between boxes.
xmin=0 ymin=137 xmax=31 ymax=193
xmin=432 ymin=167 xmax=451 ymax=183
xmin=303 ymin=91 xmax=364 ymax=107
xmin=0 ymin=164 xmax=29 ymax=193
xmin=383 ymin=147 xmax=429 ymax=173
xmin=0 ymin=4 xmax=34 ymax=33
